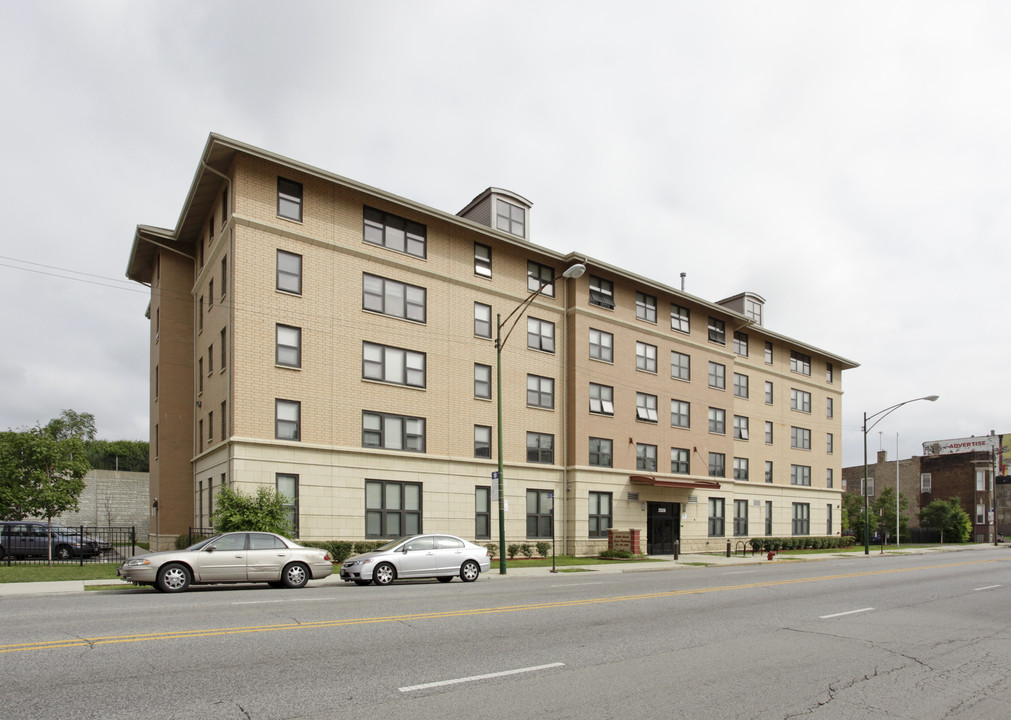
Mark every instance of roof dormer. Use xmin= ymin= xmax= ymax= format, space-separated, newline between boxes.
xmin=717 ymin=292 xmax=766 ymax=326
xmin=458 ymin=187 xmax=532 ymax=241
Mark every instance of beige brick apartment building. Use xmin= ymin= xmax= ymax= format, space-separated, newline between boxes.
xmin=127 ymin=134 xmax=857 ymax=553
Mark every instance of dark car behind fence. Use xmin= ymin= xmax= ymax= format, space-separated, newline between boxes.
xmin=0 ymin=524 xmax=137 ymax=566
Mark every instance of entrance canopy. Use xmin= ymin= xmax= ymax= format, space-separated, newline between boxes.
xmin=629 ymin=475 xmax=721 ymax=490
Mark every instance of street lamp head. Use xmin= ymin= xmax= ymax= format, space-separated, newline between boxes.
xmin=562 ymin=263 xmax=586 ymax=279
xmin=924 ymin=395 xmax=939 ymax=402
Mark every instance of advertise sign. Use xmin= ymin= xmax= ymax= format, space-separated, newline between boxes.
xmin=922 ymin=435 xmax=999 ymax=456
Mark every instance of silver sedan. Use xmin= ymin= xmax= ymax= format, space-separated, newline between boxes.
xmin=118 ymin=532 xmax=333 ymax=592
xmin=340 ymin=534 xmax=491 ymax=586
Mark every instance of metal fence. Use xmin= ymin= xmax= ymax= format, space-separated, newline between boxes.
xmin=183 ymin=527 xmax=218 ymax=547
xmin=1 ymin=526 xmax=136 ymax=566
xmin=908 ymin=527 xmax=942 ymax=544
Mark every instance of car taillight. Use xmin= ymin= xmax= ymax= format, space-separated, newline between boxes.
xmin=323 ymin=553 xmax=332 ymax=561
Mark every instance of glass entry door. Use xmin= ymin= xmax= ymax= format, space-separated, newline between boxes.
xmin=646 ymin=501 xmax=680 ymax=554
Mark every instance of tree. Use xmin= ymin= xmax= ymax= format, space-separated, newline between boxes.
xmin=85 ymin=439 xmax=149 ymax=472
xmin=0 ymin=426 xmax=89 ymax=524
xmin=842 ymin=492 xmax=866 ymax=537
xmin=871 ymin=486 xmax=909 ymax=542
xmin=211 ymin=486 xmax=293 ymax=536
xmin=44 ymin=410 xmax=97 ymax=442
xmin=918 ymin=498 xmax=972 ymax=543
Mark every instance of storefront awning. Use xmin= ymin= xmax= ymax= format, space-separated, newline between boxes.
xmin=629 ymin=475 xmax=721 ymax=490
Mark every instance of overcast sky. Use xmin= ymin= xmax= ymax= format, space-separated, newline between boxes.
xmin=1 ymin=1 xmax=1007 ymax=468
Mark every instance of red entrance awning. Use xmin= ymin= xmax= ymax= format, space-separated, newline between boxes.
xmin=629 ymin=475 xmax=721 ymax=490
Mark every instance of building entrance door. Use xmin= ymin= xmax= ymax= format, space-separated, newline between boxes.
xmin=646 ymin=502 xmax=680 ymax=554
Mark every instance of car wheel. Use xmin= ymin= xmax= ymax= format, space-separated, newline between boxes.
xmin=460 ymin=560 xmax=481 ymax=582
xmin=353 ymin=579 xmax=372 ymax=586
xmin=437 ymin=576 xmax=453 ymax=583
xmin=373 ymin=562 xmax=396 ymax=586
xmin=156 ymin=563 xmax=191 ymax=593
xmin=281 ymin=562 xmax=309 ymax=589
xmin=55 ymin=545 xmax=73 ymax=560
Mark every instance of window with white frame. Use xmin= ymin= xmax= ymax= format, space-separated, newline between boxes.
xmin=496 ymin=199 xmax=525 ymax=237
xmin=976 ymin=468 xmax=989 ymax=491
xmin=920 ymin=473 xmax=932 ymax=493
xmin=589 ymin=328 xmax=613 ymax=362
xmin=671 ymin=304 xmax=690 ymax=333
xmin=362 ymin=411 xmax=425 ymax=452
xmin=363 ymin=342 xmax=426 ymax=387
xmin=363 ymin=273 xmax=426 ymax=323
xmin=527 ymin=317 xmax=555 ymax=352
xmin=636 ymin=292 xmax=657 ymax=322
xmin=671 ymin=399 xmax=690 ymax=428
xmin=589 ymin=383 xmax=615 ymax=415
xmin=671 ymin=351 xmax=690 ymax=381
xmin=364 ymin=206 xmax=426 ymax=258
xmin=636 ymin=392 xmax=658 ymax=422
xmin=527 ymin=375 xmax=554 ymax=409
xmin=636 ymin=341 xmax=657 ymax=372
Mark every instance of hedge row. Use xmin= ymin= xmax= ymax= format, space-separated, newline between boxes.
xmin=300 ymin=540 xmax=389 ymax=564
xmin=749 ymin=535 xmax=856 ymax=552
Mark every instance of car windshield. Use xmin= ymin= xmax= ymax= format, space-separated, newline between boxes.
xmin=375 ymin=537 xmax=413 ymax=552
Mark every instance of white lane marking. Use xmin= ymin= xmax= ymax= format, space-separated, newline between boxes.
xmin=974 ymin=584 xmax=1002 ymax=591
xmin=232 ymin=598 xmax=328 ymax=605
xmin=820 ymin=607 xmax=874 ymax=619
xmin=550 ymin=582 xmax=605 ymax=587
xmin=399 ymin=662 xmax=565 ymax=692
xmin=722 ymin=570 xmax=759 ymax=575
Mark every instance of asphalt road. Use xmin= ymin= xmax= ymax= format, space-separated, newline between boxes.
xmin=3 ymin=548 xmax=1010 ymax=720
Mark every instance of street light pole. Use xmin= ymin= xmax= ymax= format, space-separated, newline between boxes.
xmin=863 ymin=395 xmax=938 ymax=555
xmin=495 ymin=262 xmax=586 ymax=574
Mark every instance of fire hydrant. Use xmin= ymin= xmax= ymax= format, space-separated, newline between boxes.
xmin=767 ymin=551 xmax=776 ymax=561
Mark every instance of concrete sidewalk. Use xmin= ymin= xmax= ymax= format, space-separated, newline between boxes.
xmin=0 ymin=544 xmax=1000 ymax=597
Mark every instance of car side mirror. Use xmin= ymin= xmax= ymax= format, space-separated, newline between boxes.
xmin=205 ymin=546 xmax=216 ymax=553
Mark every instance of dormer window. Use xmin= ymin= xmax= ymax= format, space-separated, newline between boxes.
xmin=496 ymin=199 xmax=525 ymax=237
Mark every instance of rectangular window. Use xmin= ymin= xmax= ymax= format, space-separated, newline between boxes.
xmin=476 ymin=486 xmax=491 ymax=538
xmin=364 ymin=206 xmax=426 ymax=258
xmin=277 ymin=250 xmax=302 ymax=294
xmin=792 ymin=503 xmax=810 ymax=535
xmin=734 ymin=499 xmax=749 ymax=535
xmin=198 ymin=296 xmax=203 ymax=332
xmin=589 ymin=328 xmax=613 ymax=362
xmin=635 ymin=341 xmax=657 ymax=372
xmin=708 ymin=361 xmax=726 ymax=389
xmin=276 ymin=324 xmax=302 ymax=368
xmin=474 ymin=425 xmax=492 ymax=459
xmin=708 ymin=407 xmax=725 ymax=434
xmin=765 ymin=460 xmax=773 ymax=483
xmin=365 ymin=479 xmax=422 ymax=538
xmin=790 ymin=389 xmax=812 ymax=413
xmin=791 ymin=427 xmax=811 ymax=450
xmin=826 ymin=397 xmax=834 ymax=418
xmin=363 ymin=273 xmax=427 ymax=323
xmin=474 ymin=243 xmax=492 ymax=278
xmin=497 ymin=199 xmax=526 ymax=237
xmin=733 ymin=415 xmax=749 ymax=440
xmin=526 ymin=432 xmax=554 ymax=464
xmin=826 ymin=363 xmax=834 ymax=383
xmin=221 ymin=188 xmax=228 ymax=222
xmin=362 ymin=342 xmax=426 ymax=387
xmin=977 ymin=503 xmax=986 ymax=525
xmin=221 ymin=400 xmax=226 ymax=439
xmin=636 ymin=292 xmax=657 ymax=322
xmin=527 ymin=375 xmax=555 ymax=409
xmin=709 ymin=452 xmax=726 ymax=478
xmin=527 ymin=317 xmax=555 ymax=352
xmin=362 ymin=411 xmax=426 ymax=452
xmin=474 ymin=302 xmax=492 ymax=338
xmin=526 ymin=489 xmax=553 ymax=538
xmin=277 ymin=177 xmax=303 ymax=222
xmin=671 ymin=447 xmax=690 ymax=474
xmin=826 ymin=468 xmax=833 ymax=488
xmin=733 ymin=373 xmax=749 ymax=398
xmin=208 ymin=411 xmax=213 ymax=442
xmin=791 ymin=465 xmax=812 ymax=486
xmin=671 ymin=399 xmax=690 ymax=429
xmin=733 ymin=331 xmax=749 ymax=357
xmin=527 ymin=261 xmax=555 ymax=296
xmin=863 ymin=477 xmax=875 ymax=497
xmin=920 ymin=473 xmax=932 ymax=493
xmin=976 ymin=468 xmax=989 ymax=491
xmin=588 ymin=492 xmax=612 ymax=538
xmin=198 ymin=357 xmax=203 ymax=393
xmin=765 ymin=421 xmax=773 ymax=444
xmin=275 ymin=399 xmax=300 ymax=441
xmin=474 ymin=364 xmax=492 ymax=399
xmin=765 ymin=341 xmax=774 ymax=364
xmin=708 ymin=497 xmax=725 ymax=537
xmin=790 ymin=350 xmax=811 ymax=376
xmin=734 ymin=457 xmax=749 ymax=481
xmin=207 ymin=343 xmax=214 ymax=373
xmin=208 ymin=279 xmax=214 ymax=309
xmin=765 ymin=501 xmax=773 ymax=535
xmin=708 ymin=317 xmax=726 ymax=344
xmin=589 ymin=383 xmax=615 ymax=416
xmin=827 ymin=433 xmax=834 ymax=454
xmin=277 ymin=473 xmax=299 ymax=537
xmin=827 ymin=504 xmax=833 ymax=535
xmin=589 ymin=437 xmax=613 ymax=468
xmin=636 ymin=443 xmax=657 ymax=471
xmin=636 ymin=392 xmax=658 ymax=422
xmin=589 ymin=275 xmax=614 ymax=309
xmin=765 ymin=381 xmax=774 ymax=404
xmin=220 ymin=327 xmax=227 ymax=369
xmin=671 ymin=304 xmax=690 ymax=333
xmin=671 ymin=351 xmax=690 ymax=381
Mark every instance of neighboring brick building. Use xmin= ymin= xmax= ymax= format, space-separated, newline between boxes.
xmin=841 ymin=449 xmax=923 ymax=532
xmin=126 ymin=134 xmax=857 ymax=552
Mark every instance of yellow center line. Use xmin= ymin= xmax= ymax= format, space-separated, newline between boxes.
xmin=1 ymin=558 xmax=996 ymax=654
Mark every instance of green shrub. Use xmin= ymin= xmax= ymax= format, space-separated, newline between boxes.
xmin=484 ymin=543 xmax=498 ymax=559
xmin=520 ymin=543 xmax=534 ymax=558
xmin=600 ymin=548 xmax=633 ymax=559
xmin=536 ymin=541 xmax=551 ymax=557
xmin=749 ymin=538 xmax=764 ymax=552
xmin=507 ymin=543 xmax=520 ymax=559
